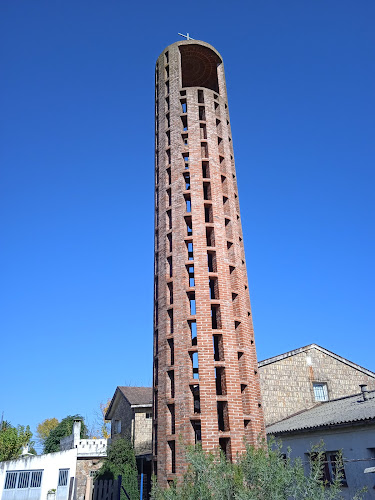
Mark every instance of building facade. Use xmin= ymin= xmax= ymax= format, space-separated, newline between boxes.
xmin=153 ymin=39 xmax=264 ymax=484
xmin=259 ymin=344 xmax=375 ymax=425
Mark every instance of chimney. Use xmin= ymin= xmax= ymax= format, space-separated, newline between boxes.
xmin=21 ymin=444 xmax=29 ymax=455
xmin=73 ymin=419 xmax=82 ymax=447
xmin=360 ymin=384 xmax=369 ymax=402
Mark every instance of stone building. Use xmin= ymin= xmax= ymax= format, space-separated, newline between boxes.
xmin=259 ymin=344 xmax=375 ymax=426
xmin=267 ymin=386 xmax=375 ymax=499
xmin=153 ymin=39 xmax=265 ymax=485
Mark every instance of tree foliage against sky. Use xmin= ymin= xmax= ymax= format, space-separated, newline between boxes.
xmin=43 ymin=415 xmax=88 ymax=454
xmin=0 ymin=421 xmax=34 ymax=462
xmin=151 ymin=440 xmax=366 ymax=500
xmin=36 ymin=417 xmax=59 ymax=447
xmin=95 ymin=438 xmax=139 ymax=500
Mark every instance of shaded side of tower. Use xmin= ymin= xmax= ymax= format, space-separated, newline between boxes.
xmin=153 ymin=40 xmax=265 ymax=486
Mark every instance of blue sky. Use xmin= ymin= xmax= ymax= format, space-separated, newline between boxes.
xmin=1 ymin=1 xmax=374 ymax=440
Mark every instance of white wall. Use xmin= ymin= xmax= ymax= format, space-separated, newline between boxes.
xmin=0 ymin=449 xmax=77 ymax=500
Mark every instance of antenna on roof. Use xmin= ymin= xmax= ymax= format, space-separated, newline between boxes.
xmin=178 ymin=33 xmax=195 ymax=40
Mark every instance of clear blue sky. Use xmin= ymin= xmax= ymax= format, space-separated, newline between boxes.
xmin=1 ymin=1 xmax=374 ymax=439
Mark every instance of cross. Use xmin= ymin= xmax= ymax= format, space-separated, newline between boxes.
xmin=178 ymin=32 xmax=195 ymax=40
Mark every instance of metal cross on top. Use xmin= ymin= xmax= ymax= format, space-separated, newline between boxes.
xmin=178 ymin=32 xmax=195 ymax=40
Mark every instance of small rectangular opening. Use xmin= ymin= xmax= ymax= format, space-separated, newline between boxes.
xmin=202 ymin=161 xmax=210 ymax=178
xmin=206 ymin=226 xmax=215 ymax=247
xmin=154 ymin=358 xmax=158 ymax=386
xmin=191 ymin=420 xmax=202 ymax=443
xmin=232 ymin=292 xmax=240 ymax=317
xmin=189 ymin=320 xmax=197 ymax=345
xmin=209 ymin=276 xmax=219 ymax=300
xmin=225 ymin=218 xmax=233 ymax=239
xmin=154 ymin=423 xmax=158 ymax=455
xmin=167 ymin=233 xmax=172 ymax=253
xmin=199 ymin=106 xmax=206 ymax=121
xmin=168 ymin=309 xmax=174 ymax=334
xmin=182 ymin=133 xmax=188 ymax=146
xmin=185 ymin=216 xmax=193 ymax=236
xmin=191 ymin=351 xmax=199 ymax=379
xmin=184 ymin=172 xmax=191 ymax=190
xmin=181 ymin=99 xmax=187 ymax=113
xmin=168 ymin=404 xmax=175 ymax=434
xmin=214 ymin=101 xmax=220 ymax=115
xmin=203 ymin=182 xmax=211 ymax=200
xmin=241 ymin=383 xmax=250 ymax=415
xmin=186 ymin=241 xmax=194 ymax=260
xmin=191 ymin=384 xmax=200 ymax=413
xmin=204 ymin=204 xmax=213 ymax=223
xmin=213 ymin=334 xmax=224 ymax=361
xmin=187 ymin=265 xmax=195 ymax=287
xmin=166 ymin=130 xmax=171 ymax=146
xmin=215 ymin=367 xmax=226 ymax=395
xmin=155 ymin=168 xmax=159 ymax=185
xmin=181 ymin=115 xmax=188 ymax=131
xmin=165 ymin=96 xmax=170 ymax=110
xmin=166 ymin=149 xmax=171 ymax=165
xmin=184 ymin=194 xmax=191 ymax=213
xmin=154 ymin=329 xmax=158 ymax=355
xmin=180 ymin=90 xmax=186 ymax=96
xmin=167 ymin=282 xmax=173 ymax=304
xmin=167 ymin=188 xmax=171 ymax=207
xmin=217 ymin=401 xmax=229 ymax=431
xmin=221 ymin=175 xmax=228 ymax=194
xmin=165 ymin=81 xmax=169 ymax=95
xmin=219 ymin=438 xmax=231 ymax=460
xmin=216 ymin=118 xmax=222 ymax=136
xmin=223 ymin=196 xmax=230 ymax=215
xmin=201 ymin=142 xmax=208 ymax=158
xmin=218 ymin=136 xmax=224 ymax=155
xmin=198 ymin=89 xmax=204 ymax=103
xmin=167 ymin=167 xmax=171 ymax=185
xmin=165 ymin=51 xmax=169 ymax=64
xmin=211 ymin=304 xmax=221 ymax=329
xmin=167 ymin=209 xmax=172 ymax=229
xmin=200 ymin=123 xmax=207 ymax=139
xmin=166 ymin=112 xmax=170 ymax=128
xmin=168 ymin=338 xmax=174 ymax=365
xmin=168 ymin=440 xmax=176 ymax=473
xmin=188 ymin=292 xmax=196 ymax=315
xmin=168 ymin=370 xmax=175 ymax=398
xmin=207 ymin=251 xmax=217 ymax=272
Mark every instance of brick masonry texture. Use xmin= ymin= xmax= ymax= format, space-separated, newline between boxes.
xmin=153 ymin=40 xmax=265 ymax=486
xmin=259 ymin=345 xmax=375 ymax=426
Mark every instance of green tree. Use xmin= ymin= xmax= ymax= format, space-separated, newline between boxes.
xmin=43 ymin=415 xmax=88 ymax=454
xmin=151 ymin=439 xmax=366 ymax=500
xmin=95 ymin=438 xmax=139 ymax=500
xmin=0 ymin=423 xmax=33 ymax=462
xmin=36 ymin=418 xmax=59 ymax=448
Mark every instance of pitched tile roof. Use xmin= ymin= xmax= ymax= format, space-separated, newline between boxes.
xmin=118 ymin=386 xmax=153 ymax=406
xmin=267 ymin=390 xmax=375 ymax=435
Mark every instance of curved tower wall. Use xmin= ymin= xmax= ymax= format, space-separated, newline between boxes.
xmin=153 ymin=40 xmax=265 ymax=485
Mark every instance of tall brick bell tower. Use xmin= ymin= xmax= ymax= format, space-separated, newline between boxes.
xmin=153 ymin=39 xmax=265 ymax=485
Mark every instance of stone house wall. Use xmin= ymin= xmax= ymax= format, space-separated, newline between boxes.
xmin=259 ymin=346 xmax=375 ymax=425
xmin=110 ymin=394 xmax=133 ymax=442
xmin=75 ymin=457 xmax=104 ymax=500
xmin=134 ymin=407 xmax=152 ymax=455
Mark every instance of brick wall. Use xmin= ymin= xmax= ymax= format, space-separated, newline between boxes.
xmin=153 ymin=40 xmax=265 ymax=486
xmin=259 ymin=346 xmax=375 ymax=425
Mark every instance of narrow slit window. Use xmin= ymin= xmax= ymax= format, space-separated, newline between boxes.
xmin=214 ymin=101 xmax=220 ymax=114
xmin=165 ymin=65 xmax=169 ymax=79
xmin=199 ymin=106 xmax=206 ymax=121
xmin=211 ymin=304 xmax=221 ymax=329
xmin=200 ymin=123 xmax=207 ymax=139
xmin=168 ymin=440 xmax=176 ymax=473
xmin=167 ymin=282 xmax=173 ymax=304
xmin=166 ymin=113 xmax=170 ymax=128
xmin=167 ymin=167 xmax=171 ymax=185
xmin=167 ymin=233 xmax=172 ymax=252
xmin=206 ymin=226 xmax=215 ymax=247
xmin=168 ymin=370 xmax=175 ymax=398
xmin=204 ymin=204 xmax=213 ymax=223
xmin=168 ymin=309 xmax=174 ymax=334
xmin=203 ymin=182 xmax=211 ymax=200
xmin=188 ymin=265 xmax=195 ymax=287
xmin=187 ymin=241 xmax=194 ymax=260
xmin=165 ymin=51 xmax=169 ymax=64
xmin=184 ymin=172 xmax=191 ymax=190
xmin=215 ymin=367 xmax=226 ymax=395
xmin=191 ymin=384 xmax=200 ymax=413
xmin=167 ymin=256 xmax=173 ymax=277
xmin=182 ymin=133 xmax=188 ymax=146
xmin=189 ymin=292 xmax=196 ymax=315
xmin=154 ymin=277 xmax=158 ymax=300
xmin=166 ymin=149 xmax=171 ymax=165
xmin=154 ymin=358 xmax=158 ymax=386
xmin=201 ymin=142 xmax=208 ymax=158
xmin=213 ymin=334 xmax=224 ymax=361
xmin=181 ymin=99 xmax=187 ymax=113
xmin=217 ymin=401 xmax=229 ymax=431
xmin=165 ymin=81 xmax=169 ymax=95
xmin=219 ymin=437 xmax=231 ymax=460
xmin=168 ymin=338 xmax=174 ymax=365
xmin=166 ymin=130 xmax=171 ymax=146
xmin=168 ymin=404 xmax=175 ymax=434
xmin=198 ymin=89 xmax=204 ymax=103
xmin=191 ymin=420 xmax=202 ymax=443
xmin=209 ymin=276 xmax=219 ymax=300
xmin=181 ymin=115 xmax=188 ymax=131
xmin=184 ymin=194 xmax=191 ymax=213
xmin=167 ymin=209 xmax=172 ymax=229
xmin=165 ymin=96 xmax=170 ymax=110
xmin=189 ymin=320 xmax=197 ymax=345
xmin=185 ymin=216 xmax=193 ymax=236
xmin=207 ymin=250 xmax=216 ymax=273
xmin=167 ymin=188 xmax=171 ymax=206
xmin=191 ymin=351 xmax=199 ymax=378
xmin=202 ymin=161 xmax=210 ymax=178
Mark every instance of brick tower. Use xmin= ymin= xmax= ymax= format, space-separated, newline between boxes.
xmin=153 ymin=39 xmax=265 ymax=485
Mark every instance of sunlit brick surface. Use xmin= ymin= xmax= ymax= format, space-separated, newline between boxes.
xmin=153 ymin=40 xmax=265 ymax=486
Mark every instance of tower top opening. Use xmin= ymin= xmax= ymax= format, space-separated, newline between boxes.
xmin=179 ymin=44 xmax=221 ymax=93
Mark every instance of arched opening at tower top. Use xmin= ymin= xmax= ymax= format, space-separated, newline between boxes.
xmin=179 ymin=44 xmax=221 ymax=93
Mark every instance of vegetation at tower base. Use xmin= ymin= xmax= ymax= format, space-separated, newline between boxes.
xmin=94 ymin=438 xmax=139 ymax=500
xmin=151 ymin=438 xmax=367 ymax=500
xmin=0 ymin=421 xmax=34 ymax=461
xmin=43 ymin=414 xmax=88 ymax=453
